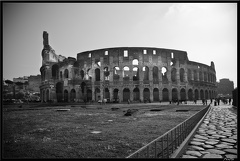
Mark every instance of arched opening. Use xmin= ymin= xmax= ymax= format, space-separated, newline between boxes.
xmin=199 ymin=71 xmax=203 ymax=81
xmin=172 ymin=88 xmax=178 ymax=101
xmin=180 ymin=68 xmax=185 ymax=82
xmin=87 ymin=89 xmax=92 ymax=101
xmin=46 ymin=89 xmax=50 ymax=101
xmin=153 ymin=88 xmax=159 ymax=101
xmin=104 ymin=88 xmax=110 ymax=100
xmin=95 ymin=68 xmax=100 ymax=81
xmin=194 ymin=70 xmax=197 ymax=81
xmin=60 ymin=71 xmax=63 ymax=79
xmin=113 ymin=66 xmax=120 ymax=80
xmin=162 ymin=67 xmax=168 ymax=83
xmin=123 ymin=66 xmax=130 ymax=81
xmin=132 ymin=59 xmax=139 ymax=65
xmin=171 ymin=68 xmax=177 ymax=83
xmin=81 ymin=82 xmax=86 ymax=96
xmin=132 ymin=67 xmax=139 ymax=81
xmin=162 ymin=88 xmax=169 ymax=101
xmin=80 ymin=70 xmax=84 ymax=80
xmin=143 ymin=66 xmax=149 ymax=81
xmin=64 ymin=69 xmax=69 ymax=79
xmin=143 ymin=88 xmax=150 ymax=101
xmin=194 ymin=89 xmax=199 ymax=100
xmin=95 ymin=88 xmax=100 ymax=101
xmin=56 ymin=82 xmax=63 ymax=102
xmin=123 ymin=88 xmax=130 ymax=102
xmin=205 ymin=90 xmax=208 ymax=99
xmin=209 ymin=90 xmax=212 ymax=99
xmin=70 ymin=89 xmax=76 ymax=102
xmin=133 ymin=88 xmax=140 ymax=101
xmin=204 ymin=72 xmax=207 ymax=82
xmin=87 ymin=68 xmax=92 ymax=80
xmin=64 ymin=90 xmax=68 ymax=102
xmin=200 ymin=89 xmax=204 ymax=100
xmin=95 ymin=60 xmax=101 ymax=67
xmin=113 ymin=89 xmax=119 ymax=101
xmin=188 ymin=89 xmax=193 ymax=101
xmin=52 ymin=64 xmax=59 ymax=79
xmin=188 ymin=69 xmax=192 ymax=81
xmin=104 ymin=67 xmax=110 ymax=80
xmin=180 ymin=88 xmax=186 ymax=100
xmin=42 ymin=90 xmax=45 ymax=102
xmin=152 ymin=66 xmax=159 ymax=83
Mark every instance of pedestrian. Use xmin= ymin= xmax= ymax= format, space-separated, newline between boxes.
xmin=202 ymin=99 xmax=205 ymax=105
xmin=205 ymin=99 xmax=207 ymax=105
xmin=210 ymin=99 xmax=212 ymax=104
xmin=217 ymin=98 xmax=220 ymax=105
xmin=229 ymin=98 xmax=232 ymax=105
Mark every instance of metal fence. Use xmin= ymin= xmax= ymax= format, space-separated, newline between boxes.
xmin=126 ymin=104 xmax=210 ymax=158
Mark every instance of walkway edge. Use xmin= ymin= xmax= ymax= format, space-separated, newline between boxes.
xmin=170 ymin=105 xmax=212 ymax=158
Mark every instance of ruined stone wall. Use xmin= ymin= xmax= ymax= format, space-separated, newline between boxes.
xmin=40 ymin=47 xmax=217 ymax=103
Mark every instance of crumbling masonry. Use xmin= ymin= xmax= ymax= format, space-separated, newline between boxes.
xmin=40 ymin=31 xmax=217 ymax=103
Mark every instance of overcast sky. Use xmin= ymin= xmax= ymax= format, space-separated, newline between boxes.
xmin=3 ymin=3 xmax=237 ymax=87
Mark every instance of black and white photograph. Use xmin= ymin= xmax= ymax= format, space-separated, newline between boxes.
xmin=2 ymin=2 xmax=237 ymax=159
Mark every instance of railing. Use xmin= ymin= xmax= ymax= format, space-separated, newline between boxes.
xmin=126 ymin=104 xmax=210 ymax=158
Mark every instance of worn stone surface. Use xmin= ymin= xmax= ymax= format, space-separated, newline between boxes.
xmin=182 ymin=155 xmax=198 ymax=158
xmin=206 ymin=149 xmax=226 ymax=155
xmin=185 ymin=151 xmax=202 ymax=157
xmin=190 ymin=141 xmax=204 ymax=146
xmin=205 ymin=141 xmax=218 ymax=145
xmin=202 ymin=144 xmax=214 ymax=149
xmin=194 ymin=135 xmax=208 ymax=140
xmin=223 ymin=149 xmax=237 ymax=154
xmin=215 ymin=144 xmax=234 ymax=149
xmin=180 ymin=105 xmax=237 ymax=159
xmin=202 ymin=153 xmax=222 ymax=158
xmin=221 ymin=138 xmax=237 ymax=143
xmin=192 ymin=138 xmax=205 ymax=142
xmin=190 ymin=146 xmax=205 ymax=151
xmin=225 ymin=154 xmax=237 ymax=158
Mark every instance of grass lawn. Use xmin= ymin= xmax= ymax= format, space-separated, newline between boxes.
xmin=2 ymin=103 xmax=206 ymax=158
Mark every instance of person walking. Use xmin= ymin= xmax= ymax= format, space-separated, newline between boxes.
xmin=229 ymin=98 xmax=232 ymax=105
xmin=217 ymin=98 xmax=220 ymax=106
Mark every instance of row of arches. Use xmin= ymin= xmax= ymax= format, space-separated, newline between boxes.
xmin=51 ymin=81 xmax=216 ymax=102
xmin=50 ymin=64 xmax=216 ymax=85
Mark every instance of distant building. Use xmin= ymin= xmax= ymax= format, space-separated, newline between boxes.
xmin=13 ymin=76 xmax=28 ymax=83
xmin=216 ymin=78 xmax=234 ymax=97
xmin=28 ymin=75 xmax=41 ymax=92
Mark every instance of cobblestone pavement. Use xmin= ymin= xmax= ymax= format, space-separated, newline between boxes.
xmin=181 ymin=104 xmax=237 ymax=158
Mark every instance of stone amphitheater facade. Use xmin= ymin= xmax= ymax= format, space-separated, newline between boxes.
xmin=40 ymin=31 xmax=217 ymax=103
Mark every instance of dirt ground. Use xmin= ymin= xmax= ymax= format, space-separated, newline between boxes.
xmin=2 ymin=103 xmax=206 ymax=158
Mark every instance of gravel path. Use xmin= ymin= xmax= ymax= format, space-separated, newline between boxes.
xmin=180 ymin=104 xmax=237 ymax=158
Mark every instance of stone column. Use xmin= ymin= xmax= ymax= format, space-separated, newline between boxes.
xmin=191 ymin=71 xmax=194 ymax=81
xmin=92 ymin=86 xmax=95 ymax=101
xmin=150 ymin=87 xmax=153 ymax=102
xmin=140 ymin=87 xmax=143 ymax=102
xmin=178 ymin=88 xmax=181 ymax=100
xmin=109 ymin=87 xmax=113 ymax=102
xmin=118 ymin=87 xmax=122 ymax=103
xmin=169 ymin=87 xmax=172 ymax=101
xmin=159 ymin=87 xmax=163 ymax=101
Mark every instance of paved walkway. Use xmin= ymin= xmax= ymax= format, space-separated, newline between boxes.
xmin=180 ymin=104 xmax=237 ymax=158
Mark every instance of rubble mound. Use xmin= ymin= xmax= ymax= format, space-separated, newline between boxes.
xmin=124 ymin=109 xmax=138 ymax=116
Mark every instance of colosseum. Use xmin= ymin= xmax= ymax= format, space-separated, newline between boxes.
xmin=40 ymin=31 xmax=217 ymax=103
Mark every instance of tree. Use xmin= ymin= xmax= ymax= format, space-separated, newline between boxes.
xmin=5 ymin=80 xmax=13 ymax=85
